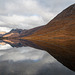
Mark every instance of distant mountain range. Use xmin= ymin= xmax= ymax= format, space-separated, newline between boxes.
xmin=3 ymin=26 xmax=43 ymax=38
xmin=3 ymin=29 xmax=23 ymax=38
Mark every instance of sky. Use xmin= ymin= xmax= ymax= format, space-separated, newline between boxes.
xmin=0 ymin=0 xmax=75 ymax=32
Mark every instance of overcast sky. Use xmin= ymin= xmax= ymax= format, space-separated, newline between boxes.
xmin=0 ymin=0 xmax=75 ymax=32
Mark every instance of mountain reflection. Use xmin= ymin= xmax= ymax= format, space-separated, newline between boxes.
xmin=0 ymin=40 xmax=12 ymax=50
xmin=3 ymin=39 xmax=42 ymax=49
xmin=0 ymin=39 xmax=74 ymax=75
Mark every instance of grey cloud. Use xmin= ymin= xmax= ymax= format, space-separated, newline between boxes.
xmin=38 ymin=0 xmax=75 ymax=14
xmin=0 ymin=0 xmax=74 ymax=31
xmin=0 ymin=0 xmax=56 ymax=30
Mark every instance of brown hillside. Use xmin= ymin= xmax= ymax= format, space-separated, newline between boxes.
xmin=23 ymin=4 xmax=75 ymax=40
xmin=26 ymin=4 xmax=75 ymax=37
xmin=22 ymin=4 xmax=75 ymax=71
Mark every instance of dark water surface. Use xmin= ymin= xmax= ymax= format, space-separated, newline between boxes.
xmin=0 ymin=39 xmax=74 ymax=75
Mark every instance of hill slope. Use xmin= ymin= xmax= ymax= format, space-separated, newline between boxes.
xmin=22 ymin=4 xmax=75 ymax=71
xmin=23 ymin=4 xmax=75 ymax=37
xmin=23 ymin=4 xmax=75 ymax=44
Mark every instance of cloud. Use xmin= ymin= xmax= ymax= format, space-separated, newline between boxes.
xmin=0 ymin=0 xmax=74 ymax=31
xmin=0 ymin=43 xmax=12 ymax=50
xmin=0 ymin=0 xmax=55 ymax=30
xmin=0 ymin=27 xmax=11 ymax=32
xmin=38 ymin=0 xmax=75 ymax=13
xmin=0 ymin=15 xmax=46 ymax=29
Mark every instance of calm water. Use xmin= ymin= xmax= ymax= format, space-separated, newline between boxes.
xmin=0 ymin=40 xmax=74 ymax=75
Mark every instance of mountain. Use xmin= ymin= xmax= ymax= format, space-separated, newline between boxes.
xmin=3 ymin=26 xmax=43 ymax=38
xmin=23 ymin=4 xmax=75 ymax=52
xmin=0 ymin=32 xmax=6 ymax=35
xmin=23 ymin=4 xmax=75 ymax=47
xmin=22 ymin=4 xmax=75 ymax=71
xmin=0 ymin=34 xmax=2 ymax=37
xmin=23 ymin=4 xmax=75 ymax=37
xmin=3 ymin=29 xmax=24 ymax=38
xmin=0 ymin=32 xmax=6 ymax=37
xmin=19 ymin=26 xmax=43 ymax=37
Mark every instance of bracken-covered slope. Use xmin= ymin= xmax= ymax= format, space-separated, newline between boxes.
xmin=22 ymin=4 xmax=75 ymax=71
xmin=19 ymin=26 xmax=43 ymax=37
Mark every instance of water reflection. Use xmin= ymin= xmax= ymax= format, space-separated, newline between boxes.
xmin=0 ymin=39 xmax=74 ymax=75
xmin=0 ymin=40 xmax=12 ymax=50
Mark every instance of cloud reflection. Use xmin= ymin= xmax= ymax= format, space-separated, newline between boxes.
xmin=0 ymin=47 xmax=55 ymax=62
xmin=0 ymin=45 xmax=74 ymax=75
xmin=0 ymin=43 xmax=12 ymax=50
